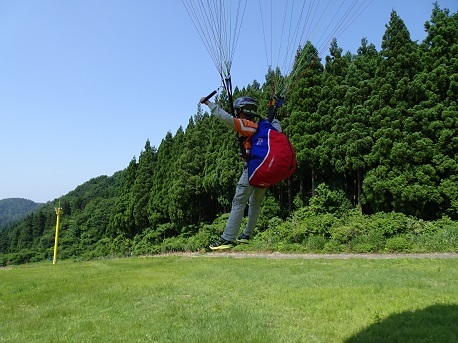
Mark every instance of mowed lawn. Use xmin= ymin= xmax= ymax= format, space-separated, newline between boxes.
xmin=1 ymin=254 xmax=457 ymax=343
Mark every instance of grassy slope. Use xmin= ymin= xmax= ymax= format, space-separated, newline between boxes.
xmin=1 ymin=256 xmax=457 ymax=342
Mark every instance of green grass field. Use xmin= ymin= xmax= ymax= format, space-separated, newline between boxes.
xmin=1 ymin=254 xmax=457 ymax=343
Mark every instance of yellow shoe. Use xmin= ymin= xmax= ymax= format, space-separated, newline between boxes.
xmin=209 ymin=237 xmax=234 ymax=250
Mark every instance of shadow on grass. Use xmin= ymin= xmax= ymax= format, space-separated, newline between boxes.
xmin=345 ymin=304 xmax=458 ymax=343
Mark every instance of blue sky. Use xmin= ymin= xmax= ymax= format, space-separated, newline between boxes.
xmin=1 ymin=0 xmax=457 ymax=203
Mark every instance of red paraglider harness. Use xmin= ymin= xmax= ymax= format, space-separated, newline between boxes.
xmin=243 ymin=96 xmax=296 ymax=188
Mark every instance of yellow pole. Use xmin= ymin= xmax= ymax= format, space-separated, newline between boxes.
xmin=53 ymin=205 xmax=62 ymax=265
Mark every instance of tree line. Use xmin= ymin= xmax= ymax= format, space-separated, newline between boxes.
xmin=0 ymin=198 xmax=42 ymax=228
xmin=1 ymin=5 xmax=457 ymax=263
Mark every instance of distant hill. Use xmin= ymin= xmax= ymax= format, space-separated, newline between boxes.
xmin=0 ymin=198 xmax=43 ymax=228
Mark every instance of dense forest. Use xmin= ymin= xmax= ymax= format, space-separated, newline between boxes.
xmin=1 ymin=5 xmax=457 ymax=264
xmin=0 ymin=198 xmax=43 ymax=228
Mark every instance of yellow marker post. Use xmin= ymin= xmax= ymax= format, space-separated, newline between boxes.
xmin=53 ymin=204 xmax=62 ymax=265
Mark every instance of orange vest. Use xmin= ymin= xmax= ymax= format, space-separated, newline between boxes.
xmin=233 ymin=118 xmax=258 ymax=160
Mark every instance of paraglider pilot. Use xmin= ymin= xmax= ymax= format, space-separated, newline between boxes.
xmin=200 ymin=96 xmax=281 ymax=250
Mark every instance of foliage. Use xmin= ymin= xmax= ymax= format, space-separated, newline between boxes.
xmin=0 ymin=198 xmax=43 ymax=228
xmin=309 ymin=183 xmax=353 ymax=215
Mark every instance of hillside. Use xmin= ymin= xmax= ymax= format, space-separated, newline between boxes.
xmin=0 ymin=198 xmax=43 ymax=228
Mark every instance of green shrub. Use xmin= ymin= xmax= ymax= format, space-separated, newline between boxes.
xmin=385 ymin=236 xmax=411 ymax=252
xmin=309 ymin=183 xmax=353 ymax=215
xmin=350 ymin=232 xmax=385 ymax=252
xmin=433 ymin=216 xmax=455 ymax=230
xmin=322 ymin=240 xmax=347 ymax=253
xmin=352 ymin=243 xmax=375 ymax=253
xmin=405 ymin=217 xmax=437 ymax=235
xmin=258 ymin=194 xmax=282 ymax=230
xmin=293 ymin=193 xmax=305 ymax=209
xmin=161 ymin=236 xmax=189 ymax=252
xmin=308 ymin=213 xmax=339 ymax=236
xmin=186 ymin=224 xmax=220 ymax=251
xmin=275 ymin=242 xmax=306 ymax=253
xmin=258 ymin=212 xmax=341 ymax=245
xmin=330 ymin=225 xmax=360 ymax=244
xmin=305 ymin=235 xmax=327 ymax=252
xmin=110 ymin=235 xmax=132 ymax=256
xmin=441 ymin=227 xmax=458 ymax=252
xmin=256 ymin=217 xmax=291 ymax=243
xmin=368 ymin=212 xmax=410 ymax=237
xmin=411 ymin=227 xmax=458 ymax=252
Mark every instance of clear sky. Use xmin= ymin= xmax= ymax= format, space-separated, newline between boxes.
xmin=1 ymin=0 xmax=457 ymax=203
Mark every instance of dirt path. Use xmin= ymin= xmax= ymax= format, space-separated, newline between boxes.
xmin=163 ymin=252 xmax=458 ymax=259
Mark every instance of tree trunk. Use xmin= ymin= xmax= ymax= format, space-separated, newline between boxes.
xmin=357 ymin=168 xmax=363 ymax=210
xmin=288 ymin=177 xmax=292 ymax=213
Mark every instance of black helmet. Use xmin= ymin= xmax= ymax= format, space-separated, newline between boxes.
xmin=234 ymin=96 xmax=258 ymax=117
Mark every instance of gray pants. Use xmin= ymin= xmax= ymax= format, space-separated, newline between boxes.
xmin=221 ymin=168 xmax=266 ymax=241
